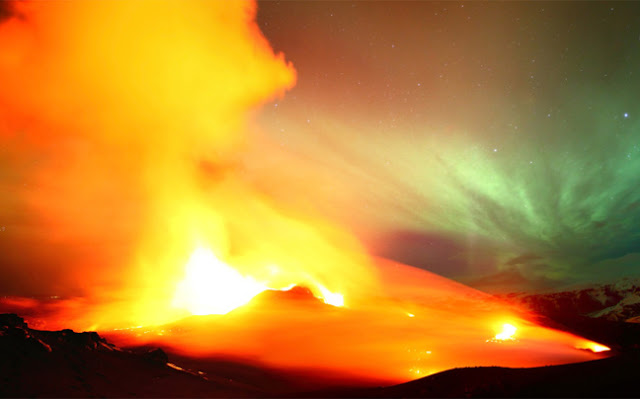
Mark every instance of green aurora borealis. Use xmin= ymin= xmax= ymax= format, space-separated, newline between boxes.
xmin=252 ymin=1 xmax=640 ymax=291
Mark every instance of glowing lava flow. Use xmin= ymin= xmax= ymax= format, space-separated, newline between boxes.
xmin=172 ymin=248 xmax=268 ymax=315
xmin=316 ymin=284 xmax=345 ymax=307
xmin=172 ymin=247 xmax=345 ymax=315
xmin=494 ymin=323 xmax=517 ymax=341
xmin=576 ymin=341 xmax=611 ymax=353
xmin=86 ymin=258 xmax=615 ymax=385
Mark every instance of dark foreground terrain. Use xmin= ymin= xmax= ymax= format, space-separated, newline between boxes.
xmin=0 ymin=313 xmax=260 ymax=397
xmin=2 ymin=312 xmax=640 ymax=398
xmin=304 ymin=352 xmax=640 ymax=398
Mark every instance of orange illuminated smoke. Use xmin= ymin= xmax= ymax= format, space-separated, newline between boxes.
xmin=0 ymin=0 xmax=376 ymax=330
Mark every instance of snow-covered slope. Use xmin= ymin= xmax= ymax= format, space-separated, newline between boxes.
xmin=503 ymin=277 xmax=640 ymax=323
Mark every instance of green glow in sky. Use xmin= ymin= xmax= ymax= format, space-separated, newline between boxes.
xmin=253 ymin=1 xmax=640 ymax=291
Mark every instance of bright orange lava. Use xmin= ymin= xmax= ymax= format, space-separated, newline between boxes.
xmin=576 ymin=342 xmax=611 ymax=353
xmin=487 ymin=323 xmax=518 ymax=342
xmin=0 ymin=258 xmax=613 ymax=384
xmin=172 ymin=247 xmax=345 ymax=315
xmin=173 ymin=247 xmax=269 ymax=315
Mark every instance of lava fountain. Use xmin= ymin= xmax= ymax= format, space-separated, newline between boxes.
xmin=0 ymin=0 xmax=609 ymax=386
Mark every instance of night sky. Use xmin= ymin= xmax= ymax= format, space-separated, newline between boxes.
xmin=251 ymin=1 xmax=640 ymax=291
xmin=1 ymin=1 xmax=640 ymax=296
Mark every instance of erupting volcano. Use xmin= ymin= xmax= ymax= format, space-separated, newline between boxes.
xmin=0 ymin=0 xmax=631 ymax=397
xmin=172 ymin=246 xmax=344 ymax=315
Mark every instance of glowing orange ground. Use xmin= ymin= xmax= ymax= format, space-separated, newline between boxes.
xmin=1 ymin=257 xmax=610 ymax=384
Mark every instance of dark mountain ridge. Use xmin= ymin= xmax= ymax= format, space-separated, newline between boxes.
xmin=0 ymin=313 xmax=258 ymax=398
xmin=503 ymin=277 xmax=640 ymax=322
